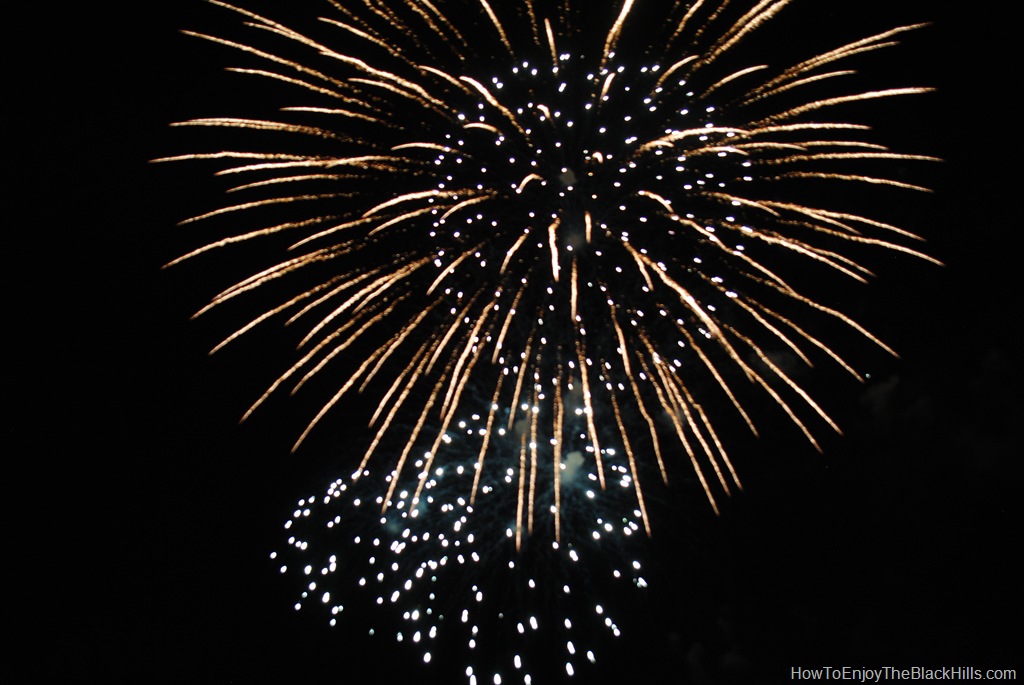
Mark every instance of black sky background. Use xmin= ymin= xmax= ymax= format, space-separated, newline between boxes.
xmin=22 ymin=1 xmax=1020 ymax=682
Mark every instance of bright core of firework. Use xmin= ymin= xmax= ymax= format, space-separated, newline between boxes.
xmin=161 ymin=0 xmax=936 ymax=539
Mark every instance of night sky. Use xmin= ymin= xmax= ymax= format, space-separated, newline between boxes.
xmin=24 ymin=1 xmax=1020 ymax=682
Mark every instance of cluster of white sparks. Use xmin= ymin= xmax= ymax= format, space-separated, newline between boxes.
xmin=275 ymin=407 xmax=648 ymax=683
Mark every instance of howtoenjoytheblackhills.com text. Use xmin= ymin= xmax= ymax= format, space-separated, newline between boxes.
xmin=790 ymin=667 xmax=1017 ymax=682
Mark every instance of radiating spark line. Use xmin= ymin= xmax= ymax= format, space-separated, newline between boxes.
xmin=544 ymin=18 xmax=558 ymax=70
xmin=516 ymin=429 xmax=527 ymax=551
xmin=552 ymin=370 xmax=564 ymax=540
xmin=757 ymin=87 xmax=935 ymax=126
xmin=174 ymin=117 xmax=350 ymax=140
xmin=699 ymin=0 xmax=792 ymax=72
xmin=506 ymin=333 xmax=535 ymax=433
xmin=478 ymin=0 xmax=514 ymax=56
xmin=609 ymin=304 xmax=668 ymax=484
xmin=547 ymin=218 xmax=561 ymax=282
xmin=438 ymin=293 xmax=495 ymax=424
xmin=527 ymin=383 xmax=540 ymax=535
xmin=489 ymin=284 xmax=524 ymax=363
xmin=574 ymin=337 xmax=606 ymax=490
xmin=179 ymin=194 xmax=343 ymax=225
xmin=470 ymin=373 xmax=505 ymax=505
xmin=601 ymin=0 xmax=635 ymax=71
xmin=637 ymin=342 xmax=720 ymax=513
xmin=674 ymin=325 xmax=759 ymax=436
xmin=609 ymin=390 xmax=651 ymax=535
xmin=461 ymin=76 xmax=529 ymax=138
xmin=294 ymin=304 xmax=400 ymax=393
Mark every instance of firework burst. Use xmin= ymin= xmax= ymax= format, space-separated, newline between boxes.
xmin=277 ymin=406 xmax=650 ymax=682
xmin=161 ymin=0 xmax=935 ymax=545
